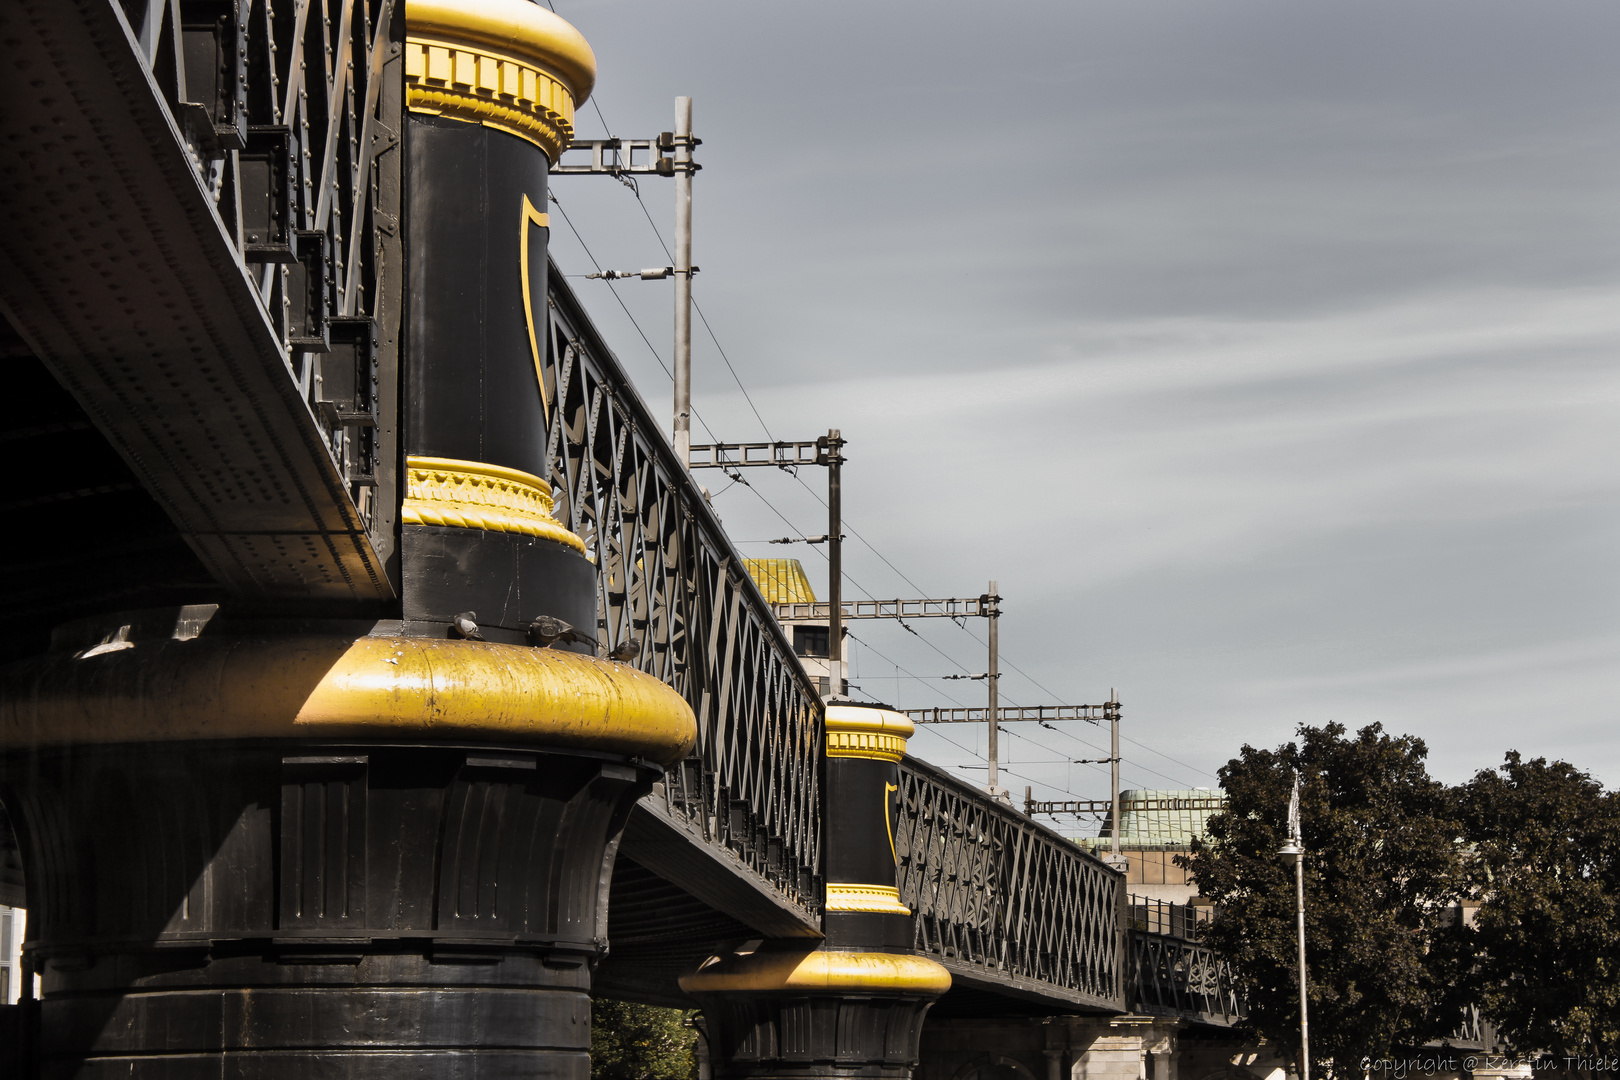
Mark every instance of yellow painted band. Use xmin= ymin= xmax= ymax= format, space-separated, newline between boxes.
xmin=0 ymin=636 xmax=696 ymax=764
xmin=825 ymin=883 xmax=911 ymax=916
xmin=826 ymin=731 xmax=907 ymax=763
xmin=402 ymin=456 xmax=587 ymax=553
xmin=825 ymin=704 xmax=915 ymax=739
xmin=407 ymin=0 xmax=596 ymax=103
xmin=679 ymin=950 xmax=950 ymax=996
xmin=406 ymin=53 xmax=574 ymax=163
xmin=825 ymin=703 xmax=913 ymax=761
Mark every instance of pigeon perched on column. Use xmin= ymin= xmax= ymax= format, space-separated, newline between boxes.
xmin=450 ymin=612 xmax=484 ymax=641
xmin=529 ymin=615 xmax=578 ymax=648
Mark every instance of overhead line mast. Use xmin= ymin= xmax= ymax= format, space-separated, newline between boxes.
xmin=549 ymin=98 xmax=701 ymax=461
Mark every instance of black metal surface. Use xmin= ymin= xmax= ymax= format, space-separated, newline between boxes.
xmin=400 ymin=525 xmax=598 ymax=647
xmin=683 ymin=936 xmax=943 ymax=1080
xmin=689 ymin=986 xmax=940 ymax=1080
xmin=823 ymin=725 xmax=913 ymax=953
xmin=544 ymin=271 xmax=823 ymax=927
xmin=826 ymin=757 xmax=900 ymax=890
xmin=2 ymin=737 xmax=651 ymax=1078
xmin=405 ymin=114 xmax=551 ymax=475
xmin=0 ymin=0 xmax=402 ymax=603
xmin=594 ymin=855 xmax=757 ymax=1008
xmin=0 ymin=324 xmax=220 ymax=667
xmin=896 ymin=757 xmax=1124 ymax=1013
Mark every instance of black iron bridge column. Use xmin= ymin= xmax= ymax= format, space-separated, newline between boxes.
xmin=0 ymin=4 xmax=699 ymax=1079
xmin=683 ymin=704 xmax=950 ymax=1080
xmin=402 ymin=0 xmax=600 ymax=643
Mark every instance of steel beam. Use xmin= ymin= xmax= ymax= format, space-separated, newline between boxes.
xmin=689 ymin=440 xmax=829 ymax=469
xmin=905 ymin=704 xmax=1116 ymax=724
xmin=773 ymin=597 xmax=992 ymax=621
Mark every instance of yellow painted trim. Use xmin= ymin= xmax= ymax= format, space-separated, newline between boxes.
xmin=407 ymin=0 xmax=596 ymax=103
xmin=680 ymin=949 xmax=950 ymax=996
xmin=826 ymin=730 xmax=906 ymax=762
xmin=825 ymin=703 xmax=914 ymax=762
xmin=826 ymin=704 xmax=916 ymax=738
xmin=826 ymin=883 xmax=911 ymax=916
xmin=885 ymin=780 xmax=899 ymax=864
xmin=402 ymin=456 xmax=586 ymax=553
xmin=405 ymin=35 xmax=577 ymax=161
xmin=521 ymin=195 xmax=550 ymax=413
xmin=0 ymin=636 xmax=697 ymax=763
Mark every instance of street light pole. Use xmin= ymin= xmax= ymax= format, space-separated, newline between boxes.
xmin=1295 ymin=847 xmax=1309 ymax=1080
xmin=1279 ymin=771 xmax=1310 ymax=1080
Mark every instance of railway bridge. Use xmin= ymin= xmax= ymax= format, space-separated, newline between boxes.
xmin=0 ymin=1 xmax=1266 ymax=1077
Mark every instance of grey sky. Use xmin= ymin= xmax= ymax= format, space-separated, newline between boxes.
xmin=543 ymin=0 xmax=1620 ymax=821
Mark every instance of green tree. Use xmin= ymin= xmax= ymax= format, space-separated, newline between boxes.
xmin=1458 ymin=753 xmax=1620 ymax=1057
xmin=590 ymin=999 xmax=699 ymax=1080
xmin=1180 ymin=723 xmax=1471 ymax=1076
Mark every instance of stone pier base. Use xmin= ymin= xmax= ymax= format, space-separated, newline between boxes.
xmin=918 ymin=1017 xmax=1286 ymax=1080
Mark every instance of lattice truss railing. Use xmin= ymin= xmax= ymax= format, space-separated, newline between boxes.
xmin=543 ymin=273 xmax=822 ymax=917
xmin=114 ymin=0 xmax=400 ymax=529
xmin=896 ymin=758 xmax=1123 ymax=1008
xmin=1128 ymin=932 xmax=1244 ymax=1027
xmin=1448 ymin=1004 xmax=1490 ymax=1049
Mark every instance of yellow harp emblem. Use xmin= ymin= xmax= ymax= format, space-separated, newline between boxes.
xmin=521 ymin=194 xmax=551 ymax=411
xmin=885 ymin=781 xmax=900 ymax=865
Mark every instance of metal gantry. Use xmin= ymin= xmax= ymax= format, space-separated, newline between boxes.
xmin=772 ymin=597 xmax=994 ymax=621
xmin=1028 ymin=794 xmax=1223 ymax=818
xmin=908 ymin=704 xmax=1119 ymax=724
xmin=544 ymin=268 xmax=822 ymax=918
xmin=551 ymin=109 xmax=701 ymax=462
xmin=689 ymin=441 xmax=831 ymax=470
xmin=691 ymin=432 xmax=847 ymax=693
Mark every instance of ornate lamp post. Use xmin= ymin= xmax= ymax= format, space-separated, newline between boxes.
xmin=1278 ymin=772 xmax=1310 ymax=1080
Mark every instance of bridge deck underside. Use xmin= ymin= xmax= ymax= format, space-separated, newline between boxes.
xmin=0 ymin=319 xmax=218 ymax=663
xmin=597 ymin=856 xmax=756 ymax=1008
xmin=0 ymin=0 xmax=390 ymax=603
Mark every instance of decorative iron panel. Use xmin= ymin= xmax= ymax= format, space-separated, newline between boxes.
xmin=115 ymin=0 xmax=400 ymax=536
xmin=896 ymin=757 xmax=1123 ymax=1009
xmin=1434 ymin=1004 xmax=1493 ymax=1052
xmin=1128 ymin=932 xmax=1243 ymax=1027
xmin=543 ymin=272 xmax=822 ymax=918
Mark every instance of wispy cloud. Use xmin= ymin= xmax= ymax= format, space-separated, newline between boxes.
xmin=551 ymin=0 xmax=1620 ymax=797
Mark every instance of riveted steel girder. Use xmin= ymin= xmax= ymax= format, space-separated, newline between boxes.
xmin=0 ymin=0 xmax=398 ymax=603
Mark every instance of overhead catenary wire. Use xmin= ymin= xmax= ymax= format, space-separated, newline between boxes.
xmin=549 ymin=193 xmax=742 ymax=456
xmin=555 ymin=190 xmax=1184 ymax=796
xmin=849 ymin=636 xmax=1102 ymax=806
xmin=555 ymin=68 xmax=783 ymax=448
xmin=546 ymin=59 xmax=1210 ymax=794
xmin=556 ymin=70 xmax=1033 ymax=704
